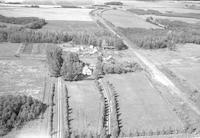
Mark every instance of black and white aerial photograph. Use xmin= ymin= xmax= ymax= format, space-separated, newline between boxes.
xmin=0 ymin=0 xmax=200 ymax=137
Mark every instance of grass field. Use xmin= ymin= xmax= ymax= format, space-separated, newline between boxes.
xmin=104 ymin=73 xmax=184 ymax=135
xmin=138 ymin=43 xmax=200 ymax=107
xmin=42 ymin=20 xmax=99 ymax=31
xmin=66 ymin=80 xmax=102 ymax=135
xmin=0 ymin=43 xmax=20 ymax=57
xmin=0 ymin=59 xmax=47 ymax=100
xmin=139 ymin=15 xmax=200 ymax=24
xmin=0 ymin=7 xmax=92 ymax=21
xmin=102 ymin=10 xmax=161 ymax=29
xmin=123 ymin=1 xmax=200 ymax=14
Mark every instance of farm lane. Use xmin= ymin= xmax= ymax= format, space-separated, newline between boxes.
xmin=99 ymin=79 xmax=112 ymax=135
xmin=55 ymin=77 xmax=64 ymax=138
xmin=91 ymin=9 xmax=200 ymax=116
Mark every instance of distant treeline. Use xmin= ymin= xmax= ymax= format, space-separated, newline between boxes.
xmin=0 ymin=14 xmax=46 ymax=29
xmin=104 ymin=1 xmax=123 ymax=6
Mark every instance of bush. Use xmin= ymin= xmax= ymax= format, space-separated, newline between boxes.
xmin=95 ymin=56 xmax=142 ymax=75
xmin=25 ymin=19 xmax=46 ymax=29
xmin=61 ymin=52 xmax=84 ymax=81
xmin=46 ymin=45 xmax=63 ymax=77
xmin=0 ymin=95 xmax=46 ymax=136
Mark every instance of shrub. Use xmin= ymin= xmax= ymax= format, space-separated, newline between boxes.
xmin=61 ymin=52 xmax=84 ymax=81
xmin=0 ymin=95 xmax=46 ymax=136
xmin=0 ymin=30 xmax=8 ymax=42
xmin=46 ymin=45 xmax=63 ymax=77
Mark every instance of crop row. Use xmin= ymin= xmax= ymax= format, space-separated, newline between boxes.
xmin=107 ymin=81 xmax=122 ymax=137
xmin=50 ymin=83 xmax=55 ymax=134
xmin=120 ymin=127 xmax=186 ymax=137
xmin=95 ymin=80 xmax=110 ymax=137
xmin=64 ymin=85 xmax=72 ymax=137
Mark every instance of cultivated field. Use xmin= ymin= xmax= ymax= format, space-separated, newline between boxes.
xmin=104 ymin=73 xmax=184 ymax=135
xmin=102 ymin=10 xmax=161 ymax=29
xmin=66 ymin=80 xmax=102 ymax=135
xmin=0 ymin=59 xmax=47 ymax=99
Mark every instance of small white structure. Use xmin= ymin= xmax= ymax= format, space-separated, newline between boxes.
xmin=82 ymin=65 xmax=92 ymax=76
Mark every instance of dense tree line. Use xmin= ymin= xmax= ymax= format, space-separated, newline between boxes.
xmin=46 ymin=45 xmax=84 ymax=81
xmin=0 ymin=27 xmax=126 ymax=49
xmin=0 ymin=14 xmax=45 ymax=25
xmin=119 ymin=19 xmax=200 ymax=49
xmin=94 ymin=55 xmax=142 ymax=78
xmin=0 ymin=95 xmax=47 ymax=136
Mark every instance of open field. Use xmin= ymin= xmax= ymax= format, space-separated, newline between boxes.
xmin=0 ymin=59 xmax=47 ymax=100
xmin=123 ymin=1 xmax=200 ymax=14
xmin=138 ymin=43 xmax=200 ymax=107
xmin=0 ymin=7 xmax=92 ymax=21
xmin=0 ymin=43 xmax=20 ymax=57
xmin=42 ymin=20 xmax=99 ymax=31
xmin=139 ymin=15 xmax=200 ymax=24
xmin=104 ymin=73 xmax=184 ymax=135
xmin=102 ymin=10 xmax=161 ymax=29
xmin=1 ymin=1 xmax=200 ymax=137
xmin=66 ymin=80 xmax=102 ymax=135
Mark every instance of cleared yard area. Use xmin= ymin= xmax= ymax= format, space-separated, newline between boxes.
xmin=102 ymin=10 xmax=161 ymax=29
xmin=66 ymin=80 xmax=102 ymax=134
xmin=0 ymin=7 xmax=92 ymax=21
xmin=104 ymin=73 xmax=184 ymax=134
xmin=0 ymin=43 xmax=20 ymax=57
xmin=0 ymin=59 xmax=47 ymax=100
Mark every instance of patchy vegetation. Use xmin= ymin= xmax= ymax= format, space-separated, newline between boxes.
xmin=0 ymin=95 xmax=46 ymax=136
